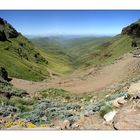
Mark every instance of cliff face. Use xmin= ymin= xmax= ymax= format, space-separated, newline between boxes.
xmin=121 ymin=20 xmax=140 ymax=38
xmin=0 ymin=17 xmax=19 ymax=41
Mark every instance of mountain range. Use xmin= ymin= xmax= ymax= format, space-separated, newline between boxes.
xmin=1 ymin=17 xmax=140 ymax=130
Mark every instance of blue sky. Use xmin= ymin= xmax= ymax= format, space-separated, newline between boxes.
xmin=0 ymin=10 xmax=140 ymax=36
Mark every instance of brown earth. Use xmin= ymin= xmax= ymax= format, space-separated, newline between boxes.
xmin=11 ymin=53 xmax=140 ymax=95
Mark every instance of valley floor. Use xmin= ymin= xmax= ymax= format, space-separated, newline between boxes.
xmin=11 ymin=53 xmax=140 ymax=95
xmin=3 ymin=52 xmax=140 ymax=130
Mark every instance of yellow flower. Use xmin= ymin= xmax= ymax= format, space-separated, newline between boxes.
xmin=26 ymin=122 xmax=36 ymax=128
xmin=40 ymin=124 xmax=48 ymax=127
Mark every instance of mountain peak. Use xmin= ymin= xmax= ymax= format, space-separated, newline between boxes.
xmin=121 ymin=19 xmax=140 ymax=37
xmin=0 ymin=17 xmax=19 ymax=41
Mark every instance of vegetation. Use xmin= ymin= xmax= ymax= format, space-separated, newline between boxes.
xmin=100 ymin=103 xmax=113 ymax=117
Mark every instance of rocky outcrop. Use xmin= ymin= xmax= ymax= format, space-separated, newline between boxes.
xmin=121 ymin=20 xmax=140 ymax=37
xmin=0 ymin=67 xmax=12 ymax=82
xmin=0 ymin=17 xmax=19 ymax=41
xmin=113 ymin=107 xmax=140 ymax=130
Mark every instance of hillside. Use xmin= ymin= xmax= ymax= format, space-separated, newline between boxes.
xmin=0 ymin=18 xmax=49 ymax=81
xmin=1 ymin=17 xmax=140 ymax=130
xmin=31 ymin=34 xmax=134 ymax=70
xmin=31 ymin=37 xmax=74 ymax=74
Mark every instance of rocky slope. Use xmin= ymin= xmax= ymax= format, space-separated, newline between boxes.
xmin=1 ymin=18 xmax=140 ymax=130
xmin=0 ymin=17 xmax=49 ymax=81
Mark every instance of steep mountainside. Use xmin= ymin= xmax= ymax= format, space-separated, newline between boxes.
xmin=0 ymin=18 xmax=49 ymax=81
xmin=1 ymin=17 xmax=140 ymax=130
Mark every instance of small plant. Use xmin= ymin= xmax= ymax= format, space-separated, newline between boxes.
xmin=4 ymin=120 xmax=36 ymax=128
xmin=100 ymin=103 xmax=113 ymax=117
xmin=106 ymin=92 xmax=128 ymax=101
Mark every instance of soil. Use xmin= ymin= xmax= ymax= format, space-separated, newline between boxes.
xmin=11 ymin=53 xmax=140 ymax=95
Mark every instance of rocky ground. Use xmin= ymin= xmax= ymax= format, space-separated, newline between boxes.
xmin=1 ymin=52 xmax=140 ymax=130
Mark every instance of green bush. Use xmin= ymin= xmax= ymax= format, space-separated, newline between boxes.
xmin=0 ymin=95 xmax=8 ymax=105
xmin=41 ymin=88 xmax=73 ymax=101
xmin=100 ymin=103 xmax=113 ymax=117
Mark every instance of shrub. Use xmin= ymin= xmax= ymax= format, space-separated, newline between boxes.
xmin=0 ymin=105 xmax=20 ymax=117
xmin=4 ymin=120 xmax=37 ymax=128
xmin=1 ymin=85 xmax=27 ymax=97
xmin=100 ymin=103 xmax=113 ymax=117
xmin=106 ymin=92 xmax=128 ymax=101
xmin=0 ymin=95 xmax=8 ymax=105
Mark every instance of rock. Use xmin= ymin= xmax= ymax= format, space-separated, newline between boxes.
xmin=135 ymin=102 xmax=140 ymax=109
xmin=0 ymin=67 xmax=12 ymax=82
xmin=0 ymin=17 xmax=19 ymax=41
xmin=71 ymin=123 xmax=80 ymax=129
xmin=113 ymin=108 xmax=140 ymax=130
xmin=117 ymin=97 xmax=127 ymax=105
xmin=128 ymin=82 xmax=140 ymax=97
xmin=132 ymin=93 xmax=140 ymax=100
xmin=60 ymin=119 xmax=70 ymax=129
xmin=111 ymin=96 xmax=127 ymax=108
xmin=121 ymin=20 xmax=140 ymax=37
xmin=68 ymin=109 xmax=76 ymax=115
xmin=111 ymin=99 xmax=120 ymax=108
xmin=92 ymin=106 xmax=100 ymax=112
xmin=104 ymin=110 xmax=116 ymax=122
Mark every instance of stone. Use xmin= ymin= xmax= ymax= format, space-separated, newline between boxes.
xmin=104 ymin=110 xmax=116 ymax=122
xmin=111 ymin=96 xmax=127 ymax=108
xmin=68 ymin=109 xmax=76 ymax=115
xmin=0 ymin=18 xmax=19 ymax=41
xmin=0 ymin=67 xmax=12 ymax=82
xmin=113 ymin=108 xmax=140 ymax=130
xmin=128 ymin=82 xmax=140 ymax=97
xmin=121 ymin=21 xmax=140 ymax=37
xmin=117 ymin=97 xmax=127 ymax=105
xmin=132 ymin=93 xmax=140 ymax=100
xmin=60 ymin=119 xmax=70 ymax=129
xmin=111 ymin=99 xmax=120 ymax=108
xmin=71 ymin=123 xmax=80 ymax=129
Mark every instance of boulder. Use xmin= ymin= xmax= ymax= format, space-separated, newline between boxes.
xmin=117 ymin=97 xmax=127 ymax=105
xmin=132 ymin=93 xmax=140 ymax=100
xmin=60 ymin=119 xmax=70 ymax=129
xmin=128 ymin=82 xmax=140 ymax=97
xmin=0 ymin=17 xmax=19 ymax=41
xmin=0 ymin=67 xmax=12 ymax=82
xmin=111 ymin=96 xmax=127 ymax=108
xmin=104 ymin=110 xmax=116 ymax=122
xmin=113 ymin=108 xmax=140 ymax=130
xmin=111 ymin=99 xmax=120 ymax=108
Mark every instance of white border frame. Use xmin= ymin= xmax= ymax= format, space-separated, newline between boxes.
xmin=0 ymin=0 xmax=140 ymax=9
xmin=0 ymin=0 xmax=140 ymax=140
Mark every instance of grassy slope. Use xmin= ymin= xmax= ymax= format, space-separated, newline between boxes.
xmin=31 ymin=37 xmax=112 ymax=71
xmin=85 ymin=35 xmax=133 ymax=66
xmin=63 ymin=37 xmax=111 ymax=67
xmin=63 ymin=35 xmax=133 ymax=68
xmin=31 ymin=38 xmax=74 ymax=74
xmin=0 ymin=35 xmax=49 ymax=81
xmin=1 ymin=34 xmax=133 ymax=81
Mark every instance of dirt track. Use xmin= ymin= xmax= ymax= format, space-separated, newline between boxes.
xmin=11 ymin=53 xmax=140 ymax=94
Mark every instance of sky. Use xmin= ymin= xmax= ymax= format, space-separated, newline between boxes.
xmin=0 ymin=10 xmax=140 ymax=36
